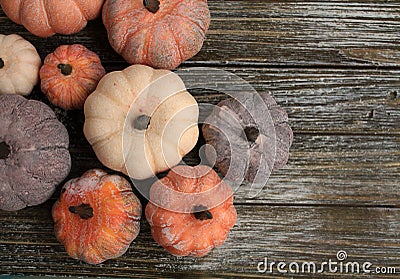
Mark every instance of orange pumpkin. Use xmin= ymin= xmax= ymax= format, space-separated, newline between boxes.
xmin=52 ymin=169 xmax=142 ymax=264
xmin=145 ymin=165 xmax=237 ymax=257
xmin=40 ymin=44 xmax=106 ymax=110
xmin=102 ymin=0 xmax=211 ymax=69
xmin=0 ymin=0 xmax=105 ymax=37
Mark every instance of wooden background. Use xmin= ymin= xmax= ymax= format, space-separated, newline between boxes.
xmin=1 ymin=0 xmax=400 ymax=278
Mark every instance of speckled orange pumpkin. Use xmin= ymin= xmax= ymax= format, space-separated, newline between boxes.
xmin=40 ymin=44 xmax=106 ymax=110
xmin=0 ymin=0 xmax=105 ymax=37
xmin=52 ymin=169 xmax=142 ymax=264
xmin=102 ymin=0 xmax=210 ymax=69
xmin=145 ymin=165 xmax=237 ymax=257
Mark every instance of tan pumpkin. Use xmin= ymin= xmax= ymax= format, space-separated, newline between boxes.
xmin=84 ymin=64 xmax=199 ymax=180
xmin=0 ymin=34 xmax=41 ymax=96
xmin=102 ymin=0 xmax=210 ymax=69
xmin=0 ymin=0 xmax=105 ymax=37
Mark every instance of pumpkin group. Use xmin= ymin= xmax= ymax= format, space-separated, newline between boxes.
xmin=0 ymin=94 xmax=71 ymax=211
xmin=145 ymin=165 xmax=237 ymax=257
xmin=0 ymin=34 xmax=41 ymax=96
xmin=103 ymin=0 xmax=211 ymax=69
xmin=52 ymin=169 xmax=142 ymax=264
xmin=84 ymin=64 xmax=199 ymax=180
xmin=0 ymin=0 xmax=105 ymax=37
xmin=40 ymin=44 xmax=106 ymax=110
xmin=202 ymin=92 xmax=293 ymax=183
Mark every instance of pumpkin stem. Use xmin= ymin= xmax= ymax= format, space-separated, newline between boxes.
xmin=193 ymin=205 xmax=213 ymax=221
xmin=69 ymin=204 xmax=94 ymax=220
xmin=244 ymin=126 xmax=259 ymax=143
xmin=57 ymin=64 xmax=73 ymax=76
xmin=134 ymin=114 xmax=151 ymax=130
xmin=0 ymin=142 xmax=11 ymax=159
xmin=144 ymin=0 xmax=160 ymax=13
xmin=0 ymin=58 xmax=4 ymax=69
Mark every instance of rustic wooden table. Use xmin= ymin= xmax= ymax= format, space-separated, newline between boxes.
xmin=1 ymin=1 xmax=399 ymax=278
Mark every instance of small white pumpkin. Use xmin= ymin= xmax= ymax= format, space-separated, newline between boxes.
xmin=0 ymin=34 xmax=41 ymax=95
xmin=84 ymin=64 xmax=199 ymax=180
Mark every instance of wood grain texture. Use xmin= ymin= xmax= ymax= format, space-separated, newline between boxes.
xmin=0 ymin=0 xmax=399 ymax=278
xmin=1 ymin=1 xmax=400 ymax=67
xmin=65 ymin=133 xmax=400 ymax=206
xmin=25 ymin=67 xmax=400 ymax=145
xmin=0 ymin=203 xmax=399 ymax=278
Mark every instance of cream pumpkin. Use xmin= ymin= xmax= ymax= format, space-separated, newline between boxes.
xmin=0 ymin=34 xmax=41 ymax=96
xmin=83 ymin=64 xmax=199 ymax=180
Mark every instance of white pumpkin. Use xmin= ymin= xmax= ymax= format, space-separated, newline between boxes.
xmin=0 ymin=34 xmax=41 ymax=95
xmin=84 ymin=64 xmax=199 ymax=180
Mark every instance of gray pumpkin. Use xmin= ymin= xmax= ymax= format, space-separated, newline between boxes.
xmin=0 ymin=95 xmax=71 ymax=211
xmin=202 ymin=92 xmax=293 ymax=183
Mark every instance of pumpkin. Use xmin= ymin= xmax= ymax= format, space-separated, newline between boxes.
xmin=40 ymin=44 xmax=106 ymax=110
xmin=145 ymin=165 xmax=237 ymax=257
xmin=0 ymin=94 xmax=71 ymax=211
xmin=83 ymin=64 xmax=199 ymax=180
xmin=0 ymin=34 xmax=41 ymax=96
xmin=52 ymin=169 xmax=142 ymax=264
xmin=202 ymin=92 xmax=293 ymax=183
xmin=102 ymin=0 xmax=211 ymax=69
xmin=0 ymin=0 xmax=105 ymax=37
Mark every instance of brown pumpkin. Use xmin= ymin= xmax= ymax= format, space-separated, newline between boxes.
xmin=145 ymin=165 xmax=237 ymax=257
xmin=202 ymin=92 xmax=293 ymax=184
xmin=0 ymin=0 xmax=105 ymax=37
xmin=52 ymin=169 xmax=142 ymax=264
xmin=40 ymin=44 xmax=106 ymax=110
xmin=102 ymin=0 xmax=210 ymax=69
xmin=0 ymin=94 xmax=71 ymax=211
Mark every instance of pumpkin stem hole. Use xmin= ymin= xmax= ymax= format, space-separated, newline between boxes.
xmin=244 ymin=126 xmax=259 ymax=143
xmin=0 ymin=58 xmax=4 ymax=69
xmin=144 ymin=0 xmax=160 ymax=13
xmin=134 ymin=114 xmax=151 ymax=130
xmin=69 ymin=204 xmax=94 ymax=220
xmin=57 ymin=64 xmax=73 ymax=76
xmin=193 ymin=205 xmax=213 ymax=221
xmin=0 ymin=142 xmax=11 ymax=159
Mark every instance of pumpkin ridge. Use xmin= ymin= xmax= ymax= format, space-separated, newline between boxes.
xmin=14 ymin=48 xmax=40 ymax=63
xmin=157 ymin=216 xmax=192 ymax=247
xmin=121 ymin=68 xmax=152 ymax=101
xmin=76 ymin=75 xmax=102 ymax=87
xmin=6 ymin=74 xmax=17 ymax=93
xmin=7 ymin=68 xmax=34 ymax=86
xmin=14 ymin=0 xmax=23 ymax=25
xmin=69 ymin=0 xmax=88 ymax=19
xmin=39 ymin=0 xmax=55 ymax=35
xmin=178 ymin=12 xmax=207 ymax=35
xmin=97 ymin=85 xmax=129 ymax=109
xmin=143 ymin=136 xmax=157 ymax=174
xmin=143 ymin=21 xmax=156 ymax=63
xmin=90 ymin=129 xmax=121 ymax=148
xmin=69 ymin=83 xmax=86 ymax=107
xmin=121 ymin=26 xmax=146 ymax=63
xmin=167 ymin=18 xmax=183 ymax=62
xmin=5 ymin=175 xmax=25 ymax=208
xmin=108 ymin=9 xmax=147 ymax=53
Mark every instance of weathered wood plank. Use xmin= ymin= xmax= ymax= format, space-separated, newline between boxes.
xmin=65 ymin=133 xmax=399 ymax=206
xmin=1 ymin=1 xmax=400 ymax=67
xmin=0 ymin=203 xmax=399 ymax=278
